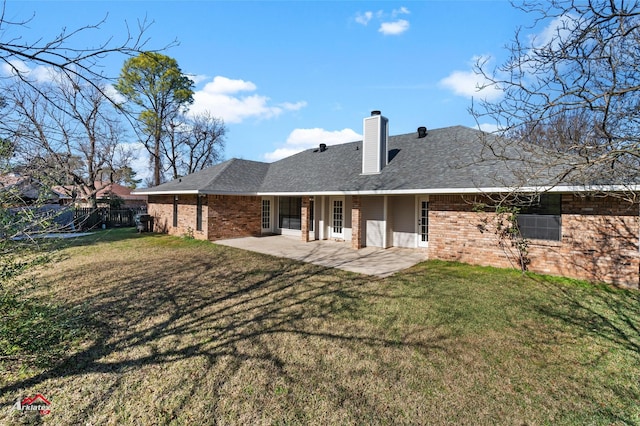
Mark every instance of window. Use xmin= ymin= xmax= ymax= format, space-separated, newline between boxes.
xmin=279 ymin=197 xmax=302 ymax=230
xmin=173 ymin=197 xmax=178 ymax=228
xmin=309 ymin=198 xmax=314 ymax=232
xmin=517 ymin=194 xmax=562 ymax=241
xmin=196 ymin=196 xmax=203 ymax=231
xmin=262 ymin=199 xmax=271 ymax=230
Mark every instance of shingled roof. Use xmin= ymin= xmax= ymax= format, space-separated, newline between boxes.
xmin=135 ymin=125 xmax=571 ymax=196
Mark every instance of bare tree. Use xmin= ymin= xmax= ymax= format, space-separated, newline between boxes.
xmin=0 ymin=1 xmax=164 ymax=244
xmin=0 ymin=1 xmax=157 ymax=105
xmin=164 ymin=112 xmax=226 ymax=179
xmin=4 ymin=73 xmax=131 ymax=206
xmin=473 ymin=0 xmax=640 ymax=201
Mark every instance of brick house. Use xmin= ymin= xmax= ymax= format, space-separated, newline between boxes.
xmin=134 ymin=112 xmax=640 ymax=287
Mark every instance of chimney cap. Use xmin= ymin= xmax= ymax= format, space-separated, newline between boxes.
xmin=370 ymin=110 xmax=381 ymax=116
xmin=319 ymin=143 xmax=327 ymax=152
xmin=417 ymin=126 xmax=427 ymax=138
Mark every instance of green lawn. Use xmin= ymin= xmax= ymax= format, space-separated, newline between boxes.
xmin=1 ymin=229 xmax=639 ymax=425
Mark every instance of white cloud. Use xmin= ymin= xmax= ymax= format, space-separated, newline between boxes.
xmin=392 ymin=7 xmax=410 ymax=17
xmin=378 ymin=19 xmax=410 ymax=36
xmin=439 ymin=56 xmax=503 ymax=101
xmin=118 ymin=142 xmax=152 ymax=184
xmin=186 ymin=73 xmax=209 ymax=85
xmin=529 ymin=14 xmax=578 ymax=50
xmin=203 ymin=76 xmax=256 ymax=94
xmin=189 ymin=76 xmax=306 ymax=123
xmin=264 ymin=127 xmax=362 ymax=162
xmin=0 ymin=59 xmax=61 ymax=83
xmin=355 ymin=7 xmax=410 ymax=35
xmin=355 ymin=11 xmax=373 ymax=25
xmin=104 ymin=84 xmax=127 ymax=104
xmin=478 ymin=122 xmax=500 ymax=133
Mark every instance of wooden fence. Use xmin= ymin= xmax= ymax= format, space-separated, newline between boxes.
xmin=74 ymin=207 xmax=147 ymax=230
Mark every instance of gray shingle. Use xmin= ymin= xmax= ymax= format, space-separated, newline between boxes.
xmin=138 ymin=126 xmax=572 ymax=195
xmin=137 ymin=159 xmax=268 ymax=194
xmin=261 ymin=125 xmax=567 ymax=193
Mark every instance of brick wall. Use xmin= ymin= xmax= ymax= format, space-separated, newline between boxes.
xmin=428 ymin=194 xmax=640 ymax=287
xmin=148 ymin=194 xmax=261 ymax=241
xmin=147 ymin=194 xmax=208 ymax=240
xmin=207 ymin=194 xmax=261 ymax=240
xmin=351 ymin=195 xmax=362 ymax=249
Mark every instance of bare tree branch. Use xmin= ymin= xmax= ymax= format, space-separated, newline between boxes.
xmin=473 ymin=0 xmax=640 ymax=202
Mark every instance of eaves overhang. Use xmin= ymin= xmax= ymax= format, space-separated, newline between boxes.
xmin=136 ymin=184 xmax=640 ymax=197
xmin=133 ymin=189 xmax=261 ymax=196
xmin=257 ymin=184 xmax=640 ymax=196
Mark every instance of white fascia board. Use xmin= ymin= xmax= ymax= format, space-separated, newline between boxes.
xmin=256 ymin=185 xmax=640 ymax=197
xmin=131 ymin=190 xmax=201 ymax=196
xmin=137 ymin=185 xmax=640 ymax=197
xmin=134 ymin=190 xmax=260 ymax=196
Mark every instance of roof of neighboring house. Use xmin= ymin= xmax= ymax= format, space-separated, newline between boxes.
xmin=133 ymin=125 xmax=586 ymax=196
xmin=0 ymin=173 xmax=63 ymax=201
xmin=53 ymin=182 xmax=147 ymax=201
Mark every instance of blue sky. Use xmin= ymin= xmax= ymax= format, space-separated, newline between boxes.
xmin=5 ymin=1 xmax=539 ymax=181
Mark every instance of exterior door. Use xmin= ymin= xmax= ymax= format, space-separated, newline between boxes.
xmin=261 ymin=198 xmax=272 ymax=233
xmin=418 ymin=197 xmax=428 ymax=248
xmin=330 ymin=197 xmax=344 ymax=239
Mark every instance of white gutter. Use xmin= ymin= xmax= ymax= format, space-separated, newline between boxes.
xmin=134 ymin=184 xmax=640 ymax=197
xmin=132 ymin=190 xmax=202 ymax=196
xmin=257 ymin=184 xmax=640 ymax=196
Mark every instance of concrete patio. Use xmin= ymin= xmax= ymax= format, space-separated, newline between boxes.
xmin=215 ymin=235 xmax=429 ymax=277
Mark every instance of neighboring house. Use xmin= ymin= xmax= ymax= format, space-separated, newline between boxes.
xmin=54 ymin=182 xmax=147 ymax=209
xmin=0 ymin=173 xmax=65 ymax=205
xmin=0 ymin=172 xmax=75 ymax=231
xmin=134 ymin=111 xmax=640 ymax=287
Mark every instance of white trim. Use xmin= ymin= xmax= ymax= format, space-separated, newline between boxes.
xmin=257 ymin=185 xmax=640 ymax=196
xmin=383 ymin=195 xmax=389 ymax=248
xmin=133 ymin=190 xmax=202 ymax=195
xmin=318 ymin=196 xmax=326 ymax=240
xmin=136 ymin=184 xmax=640 ymax=197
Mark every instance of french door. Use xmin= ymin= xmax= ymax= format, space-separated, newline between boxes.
xmin=330 ymin=197 xmax=344 ymax=239
xmin=418 ymin=197 xmax=428 ymax=247
xmin=261 ymin=198 xmax=272 ymax=233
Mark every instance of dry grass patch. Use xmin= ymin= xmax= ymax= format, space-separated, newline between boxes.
xmin=1 ymin=229 xmax=639 ymax=425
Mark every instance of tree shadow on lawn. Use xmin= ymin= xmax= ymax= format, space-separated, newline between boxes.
xmin=0 ymin=243 xmax=449 ymax=422
xmin=525 ymin=274 xmax=640 ymax=355
xmin=518 ymin=274 xmax=640 ymax=424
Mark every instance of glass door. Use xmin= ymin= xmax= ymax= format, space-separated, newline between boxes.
xmin=261 ymin=198 xmax=272 ymax=233
xmin=418 ymin=197 xmax=428 ymax=247
xmin=331 ymin=198 xmax=344 ymax=239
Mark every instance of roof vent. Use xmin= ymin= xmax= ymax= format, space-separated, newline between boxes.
xmin=319 ymin=143 xmax=327 ymax=152
xmin=371 ymin=110 xmax=381 ymax=116
xmin=418 ymin=126 xmax=427 ymax=138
